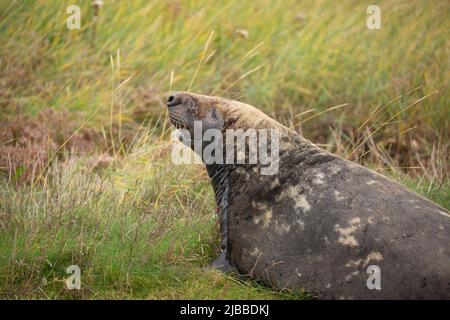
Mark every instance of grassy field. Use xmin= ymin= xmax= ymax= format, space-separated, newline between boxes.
xmin=0 ymin=0 xmax=449 ymax=299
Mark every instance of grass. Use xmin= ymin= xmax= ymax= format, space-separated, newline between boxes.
xmin=0 ymin=145 xmax=309 ymax=299
xmin=0 ymin=0 xmax=448 ymax=299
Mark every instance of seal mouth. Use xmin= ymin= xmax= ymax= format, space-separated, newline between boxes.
xmin=167 ymin=101 xmax=181 ymax=108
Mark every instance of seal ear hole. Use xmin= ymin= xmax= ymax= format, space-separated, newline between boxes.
xmin=225 ymin=117 xmax=237 ymax=128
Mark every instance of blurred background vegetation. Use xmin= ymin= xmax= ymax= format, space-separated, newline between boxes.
xmin=0 ymin=0 xmax=448 ymax=299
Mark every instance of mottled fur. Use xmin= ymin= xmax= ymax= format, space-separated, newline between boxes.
xmin=167 ymin=91 xmax=450 ymax=299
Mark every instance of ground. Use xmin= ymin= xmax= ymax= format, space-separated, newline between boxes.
xmin=0 ymin=0 xmax=448 ymax=299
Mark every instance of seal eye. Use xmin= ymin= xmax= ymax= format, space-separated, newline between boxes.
xmin=210 ymin=107 xmax=218 ymax=119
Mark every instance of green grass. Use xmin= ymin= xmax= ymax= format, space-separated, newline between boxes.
xmin=1 ymin=1 xmax=448 ymax=132
xmin=0 ymin=147 xmax=309 ymax=299
xmin=385 ymin=171 xmax=450 ymax=210
xmin=0 ymin=142 xmax=447 ymax=299
xmin=0 ymin=0 xmax=448 ymax=299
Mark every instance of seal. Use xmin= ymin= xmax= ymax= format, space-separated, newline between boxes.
xmin=166 ymin=91 xmax=450 ymax=299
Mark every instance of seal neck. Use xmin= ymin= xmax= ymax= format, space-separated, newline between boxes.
xmin=205 ymin=163 xmax=229 ymax=251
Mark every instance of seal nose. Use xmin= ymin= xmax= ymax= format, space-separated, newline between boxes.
xmin=167 ymin=92 xmax=181 ymax=107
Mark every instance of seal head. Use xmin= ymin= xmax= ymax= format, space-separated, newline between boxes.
xmin=166 ymin=91 xmax=450 ymax=299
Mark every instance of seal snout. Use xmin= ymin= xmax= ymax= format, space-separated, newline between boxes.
xmin=167 ymin=92 xmax=181 ymax=108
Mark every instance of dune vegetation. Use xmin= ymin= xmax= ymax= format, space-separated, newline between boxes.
xmin=0 ymin=0 xmax=448 ymax=299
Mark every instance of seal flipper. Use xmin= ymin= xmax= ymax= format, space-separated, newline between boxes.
xmin=211 ymin=250 xmax=233 ymax=272
xmin=206 ymin=163 xmax=233 ymax=273
xmin=211 ymin=207 xmax=234 ymax=272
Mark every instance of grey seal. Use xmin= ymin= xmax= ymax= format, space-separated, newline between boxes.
xmin=166 ymin=91 xmax=450 ymax=299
